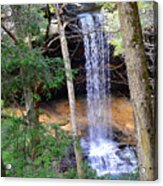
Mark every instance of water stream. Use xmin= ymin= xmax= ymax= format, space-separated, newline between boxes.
xmin=79 ymin=13 xmax=137 ymax=177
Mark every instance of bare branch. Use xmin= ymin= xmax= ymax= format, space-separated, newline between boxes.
xmin=110 ymin=62 xmax=125 ymax=71
xmin=1 ymin=24 xmax=18 ymax=44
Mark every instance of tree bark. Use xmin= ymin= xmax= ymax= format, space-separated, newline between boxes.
xmin=54 ymin=4 xmax=84 ymax=178
xmin=26 ymin=33 xmax=40 ymax=162
xmin=118 ymin=2 xmax=156 ymax=181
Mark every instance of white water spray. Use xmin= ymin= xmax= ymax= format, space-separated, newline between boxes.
xmin=79 ymin=13 xmax=137 ymax=177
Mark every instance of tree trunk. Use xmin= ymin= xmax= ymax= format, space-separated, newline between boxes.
xmin=118 ymin=2 xmax=156 ymax=181
xmin=23 ymin=86 xmax=35 ymax=123
xmin=54 ymin=4 xmax=84 ymax=178
xmin=26 ymin=33 xmax=40 ymax=162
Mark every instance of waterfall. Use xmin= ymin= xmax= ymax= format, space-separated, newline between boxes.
xmin=79 ymin=13 xmax=112 ymax=141
xmin=79 ymin=13 xmax=137 ymax=177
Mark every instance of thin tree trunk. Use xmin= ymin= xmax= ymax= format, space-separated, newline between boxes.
xmin=23 ymin=86 xmax=35 ymax=124
xmin=54 ymin=4 xmax=84 ymax=178
xmin=118 ymin=2 xmax=156 ymax=180
xmin=24 ymin=34 xmax=37 ymax=127
xmin=26 ymin=33 xmax=39 ymax=162
xmin=23 ymin=85 xmax=39 ymax=163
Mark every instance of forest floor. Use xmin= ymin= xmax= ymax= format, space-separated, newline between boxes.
xmin=3 ymin=96 xmax=136 ymax=145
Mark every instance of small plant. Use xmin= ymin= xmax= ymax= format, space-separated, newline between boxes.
xmin=1 ymin=115 xmax=74 ymax=178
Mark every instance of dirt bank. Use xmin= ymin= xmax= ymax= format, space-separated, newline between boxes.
xmin=3 ymin=96 xmax=136 ymax=145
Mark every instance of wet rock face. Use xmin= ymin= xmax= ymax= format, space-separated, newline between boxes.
xmin=44 ymin=3 xmax=101 ymax=37
xmin=59 ymin=3 xmax=100 ymax=19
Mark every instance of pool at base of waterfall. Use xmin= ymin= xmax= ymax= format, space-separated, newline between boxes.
xmin=81 ymin=138 xmax=138 ymax=177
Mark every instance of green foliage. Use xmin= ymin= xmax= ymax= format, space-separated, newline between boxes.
xmin=49 ymin=4 xmax=55 ymax=14
xmin=1 ymin=4 xmax=81 ymax=179
xmin=106 ymin=10 xmax=124 ymax=56
xmin=97 ymin=1 xmax=155 ymax=57
xmin=138 ymin=1 xmax=154 ymax=30
xmin=10 ymin=5 xmax=46 ymax=41
xmin=62 ymin=161 xmax=96 ymax=179
xmin=1 ymin=116 xmax=73 ymax=178
xmin=1 ymin=113 xmax=139 ymax=179
xmin=96 ymin=2 xmax=116 ymax=12
xmin=138 ymin=1 xmax=152 ymax=10
xmin=1 ymin=39 xmax=65 ymax=105
xmin=1 ymin=4 xmax=66 ymax=105
xmin=110 ymin=32 xmax=124 ymax=56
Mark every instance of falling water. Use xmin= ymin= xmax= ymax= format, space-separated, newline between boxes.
xmin=79 ymin=13 xmax=112 ymax=140
xmin=79 ymin=13 xmax=137 ymax=177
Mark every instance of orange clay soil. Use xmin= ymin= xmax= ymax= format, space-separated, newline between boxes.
xmin=42 ymin=97 xmax=134 ymax=133
xmin=3 ymin=96 xmax=136 ymax=144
